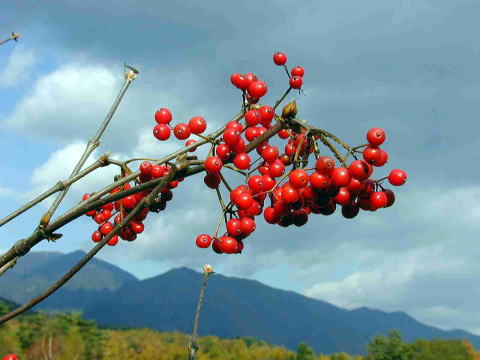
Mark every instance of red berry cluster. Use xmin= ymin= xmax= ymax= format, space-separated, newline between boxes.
xmin=83 ymin=161 xmax=180 ymax=245
xmin=80 ymin=51 xmax=406 ymax=255
xmin=153 ymin=108 xmax=207 ymax=142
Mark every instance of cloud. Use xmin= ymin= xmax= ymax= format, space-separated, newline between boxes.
xmin=0 ymin=46 xmax=36 ymax=87
xmin=3 ymin=64 xmax=120 ymax=140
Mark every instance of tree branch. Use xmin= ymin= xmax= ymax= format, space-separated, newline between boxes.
xmin=0 ymin=166 xmax=177 ymax=324
xmin=0 ymin=153 xmax=111 ymax=228
xmin=40 ymin=69 xmax=138 ymax=228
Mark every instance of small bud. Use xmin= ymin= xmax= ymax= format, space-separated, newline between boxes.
xmin=203 ymin=264 xmax=214 ymax=274
xmin=282 ymin=100 xmax=297 ymax=119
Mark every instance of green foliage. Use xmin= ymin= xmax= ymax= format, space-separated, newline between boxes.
xmin=1 ymin=305 xmax=479 ymax=360
xmin=296 ymin=342 xmax=316 ymax=360
xmin=366 ymin=330 xmax=413 ymax=360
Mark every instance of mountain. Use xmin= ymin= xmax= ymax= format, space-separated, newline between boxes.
xmin=0 ymin=250 xmax=138 ymax=311
xmin=1 ymin=252 xmax=479 ymax=355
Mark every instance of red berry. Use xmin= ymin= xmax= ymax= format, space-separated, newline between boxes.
xmin=264 ymin=207 xmax=279 ymax=224
xmin=219 ymin=236 xmax=238 ymax=254
xmin=153 ymin=124 xmax=171 ymax=141
xmin=2 ymin=355 xmax=18 ymax=360
xmin=155 ymin=108 xmax=172 ymax=124
xmin=262 ymin=146 xmax=279 ymax=163
xmin=235 ymin=193 xmax=254 ymax=210
xmin=216 ymin=144 xmax=232 ymax=161
xmin=259 ymin=106 xmax=275 ymax=126
xmin=334 ymin=187 xmax=351 ymax=206
xmin=245 ymin=109 xmax=262 ymax=126
xmin=281 ymin=184 xmax=300 ymax=204
xmin=233 ymin=153 xmax=251 ymax=170
xmin=204 ymin=156 xmax=223 ymax=174
xmin=93 ymin=212 xmax=105 ymax=224
xmin=100 ymin=209 xmax=112 ymax=221
xmin=248 ymin=175 xmax=264 ymax=193
xmin=289 ymin=76 xmax=303 ymax=89
xmin=363 ymin=146 xmax=382 ymax=165
xmin=268 ymin=160 xmax=285 ymax=178
xmin=291 ymin=66 xmax=305 ymax=77
xmin=92 ymin=230 xmax=102 ymax=242
xmin=230 ymin=73 xmax=248 ymax=90
xmin=278 ymin=129 xmax=290 ymax=139
xmin=223 ymin=128 xmax=241 ymax=145
xmin=99 ymin=221 xmax=114 ymax=236
xmin=285 ymin=143 xmax=296 ymax=157
xmin=173 ymin=123 xmax=191 ymax=140
xmin=367 ymin=127 xmax=386 ymax=147
xmin=241 ymin=217 xmax=256 ymax=234
xmin=349 ymin=160 xmax=372 ymax=180
xmin=139 ymin=161 xmax=153 ymax=176
xmin=331 ymin=167 xmax=351 ymax=187
xmin=292 ymin=209 xmax=308 ymax=227
xmin=244 ymin=72 xmax=258 ymax=87
xmin=273 ymin=52 xmax=287 ymax=65
xmin=342 ymin=202 xmax=360 ymax=219
xmin=384 ymin=189 xmax=395 ymax=207
xmin=107 ymin=235 xmax=119 ymax=246
xmin=289 ymin=169 xmax=309 ymax=189
xmin=247 ymin=80 xmax=268 ymax=98
xmin=151 ymin=164 xmax=165 ymax=178
xmin=245 ymin=126 xmax=259 ymax=142
xmin=262 ymin=175 xmax=276 ymax=191
xmin=188 ymin=116 xmax=207 ymax=134
xmin=370 ymin=191 xmax=388 ymax=209
xmin=226 ymin=120 xmax=244 ymax=132
xmin=196 ymin=234 xmax=212 ymax=248
xmin=122 ymin=195 xmax=138 ymax=210
xmin=388 ymin=169 xmax=407 ymax=186
xmin=231 ymin=138 xmax=246 ymax=153
xmin=226 ymin=219 xmax=243 ymax=236
xmin=315 ymin=156 xmax=335 ymax=175
xmin=130 ymin=221 xmax=145 ymax=234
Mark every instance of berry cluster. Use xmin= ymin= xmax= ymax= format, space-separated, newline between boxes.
xmin=83 ymin=162 xmax=180 ymax=245
xmin=153 ymin=108 xmax=207 ymax=142
xmin=80 ymin=51 xmax=406 ymax=255
xmin=2 ymin=355 xmax=17 ymax=360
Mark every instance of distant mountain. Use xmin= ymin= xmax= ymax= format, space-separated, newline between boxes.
xmin=1 ymin=252 xmax=479 ymax=355
xmin=0 ymin=250 xmax=138 ymax=311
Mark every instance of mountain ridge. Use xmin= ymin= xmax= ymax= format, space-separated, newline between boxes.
xmin=0 ymin=251 xmax=478 ymax=355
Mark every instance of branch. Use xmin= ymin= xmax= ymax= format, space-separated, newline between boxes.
xmin=0 ymin=32 xmax=20 ymax=47
xmin=40 ymin=68 xmax=138 ymax=227
xmin=0 ymin=153 xmax=111 ymax=228
xmin=188 ymin=265 xmax=214 ymax=360
xmin=0 ymin=111 xmax=245 ymax=271
xmin=0 ymin=167 xmax=177 ymax=324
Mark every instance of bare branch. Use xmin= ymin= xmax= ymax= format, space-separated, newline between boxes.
xmin=0 ymin=153 xmax=110 ymax=228
xmin=40 ymin=69 xmax=138 ymax=227
xmin=0 ymin=32 xmax=20 ymax=47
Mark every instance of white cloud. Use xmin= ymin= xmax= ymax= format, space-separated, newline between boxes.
xmin=3 ymin=64 xmax=119 ymax=139
xmin=0 ymin=46 xmax=36 ymax=87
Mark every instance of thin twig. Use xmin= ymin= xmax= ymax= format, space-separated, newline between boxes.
xmin=0 ymin=32 xmax=20 ymax=47
xmin=0 ymin=153 xmax=110 ymax=228
xmin=39 ymin=69 xmax=138 ymax=227
xmin=188 ymin=266 xmax=214 ymax=360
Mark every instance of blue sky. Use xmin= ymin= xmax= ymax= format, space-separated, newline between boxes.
xmin=1 ymin=0 xmax=480 ymax=335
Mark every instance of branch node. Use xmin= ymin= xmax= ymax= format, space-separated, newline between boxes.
xmin=99 ymin=152 xmax=111 ymax=166
xmin=14 ymin=240 xmax=30 ymax=257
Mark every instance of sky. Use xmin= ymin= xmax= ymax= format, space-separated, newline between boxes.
xmin=1 ymin=0 xmax=480 ymax=335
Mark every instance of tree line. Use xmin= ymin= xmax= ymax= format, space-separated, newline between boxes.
xmin=0 ymin=303 xmax=478 ymax=360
